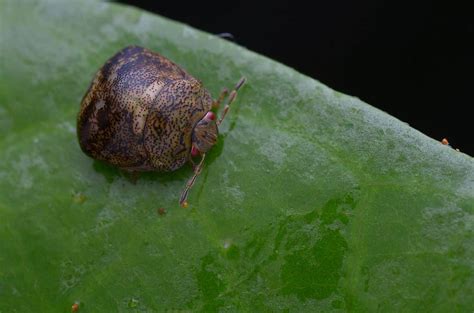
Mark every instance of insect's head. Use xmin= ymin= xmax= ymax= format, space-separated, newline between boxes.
xmin=180 ymin=77 xmax=246 ymax=208
xmin=191 ymin=111 xmax=218 ymax=156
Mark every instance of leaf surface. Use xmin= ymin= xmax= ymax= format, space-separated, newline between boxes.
xmin=0 ymin=1 xmax=473 ymax=312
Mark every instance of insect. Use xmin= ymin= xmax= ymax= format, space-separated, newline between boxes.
xmin=77 ymin=46 xmax=245 ymax=207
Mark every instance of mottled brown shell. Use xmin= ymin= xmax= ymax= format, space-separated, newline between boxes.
xmin=77 ymin=46 xmax=213 ymax=172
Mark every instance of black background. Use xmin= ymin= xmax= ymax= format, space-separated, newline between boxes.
xmin=117 ymin=0 xmax=473 ymax=155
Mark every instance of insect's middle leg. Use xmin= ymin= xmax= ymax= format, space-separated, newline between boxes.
xmin=123 ymin=169 xmax=140 ymax=184
xmin=212 ymin=88 xmax=229 ymax=109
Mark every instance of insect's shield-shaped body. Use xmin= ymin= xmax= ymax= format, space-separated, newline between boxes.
xmin=77 ymin=46 xmax=245 ymax=206
xmin=77 ymin=46 xmax=212 ymax=172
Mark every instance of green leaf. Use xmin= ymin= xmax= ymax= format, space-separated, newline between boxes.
xmin=1 ymin=1 xmax=473 ymax=312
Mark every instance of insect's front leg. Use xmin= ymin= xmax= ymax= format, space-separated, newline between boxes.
xmin=180 ymin=154 xmax=207 ymax=208
xmin=188 ymin=155 xmax=197 ymax=171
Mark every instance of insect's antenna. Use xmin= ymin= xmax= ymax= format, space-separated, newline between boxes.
xmin=179 ymin=153 xmax=206 ymax=208
xmin=217 ymin=77 xmax=246 ymax=126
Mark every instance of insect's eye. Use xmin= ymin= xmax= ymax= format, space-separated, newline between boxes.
xmin=205 ymin=112 xmax=216 ymax=121
xmin=191 ymin=146 xmax=199 ymax=157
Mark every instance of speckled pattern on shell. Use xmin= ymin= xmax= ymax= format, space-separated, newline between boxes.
xmin=77 ymin=46 xmax=213 ymax=172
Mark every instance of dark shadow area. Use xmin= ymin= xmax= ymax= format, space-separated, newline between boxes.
xmin=91 ymin=137 xmax=225 ymax=185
